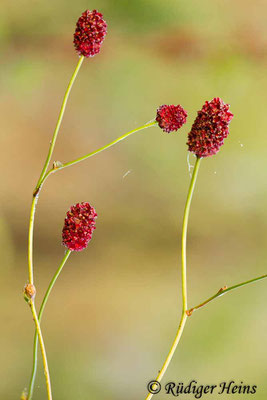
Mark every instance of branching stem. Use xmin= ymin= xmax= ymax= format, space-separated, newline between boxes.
xmin=28 ymin=56 xmax=84 ymax=286
xmin=186 ymin=273 xmax=267 ymax=316
xmin=35 ymin=56 xmax=85 ymax=192
xmin=40 ymin=121 xmax=157 ymax=186
xmin=26 ymin=55 xmax=156 ymax=398
xmin=26 ymin=56 xmax=84 ymax=400
xmin=29 ymin=300 xmax=52 ymax=400
xmin=144 ymin=155 xmax=266 ymax=400
xmin=28 ymin=251 xmax=71 ymax=400
xmin=144 ymin=157 xmax=201 ymax=400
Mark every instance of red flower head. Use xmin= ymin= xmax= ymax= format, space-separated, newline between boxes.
xmin=62 ymin=202 xmax=97 ymax=251
xmin=156 ymin=105 xmax=187 ymax=133
xmin=187 ymin=97 xmax=233 ymax=158
xmin=73 ymin=10 xmax=107 ymax=57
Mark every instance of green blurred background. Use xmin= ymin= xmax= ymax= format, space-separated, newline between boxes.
xmin=1 ymin=0 xmax=267 ymax=399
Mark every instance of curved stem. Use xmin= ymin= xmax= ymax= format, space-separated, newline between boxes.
xmin=29 ymin=121 xmax=156 ymax=285
xmin=187 ymin=273 xmax=267 ymax=316
xmin=27 ymin=115 xmax=155 ymax=396
xmin=144 ymin=157 xmax=201 ymax=400
xmin=28 ymin=56 xmax=84 ymax=286
xmin=29 ymin=300 xmax=52 ymax=400
xmin=181 ymin=157 xmax=201 ymax=312
xmin=41 ymin=121 xmax=157 ymax=185
xmin=35 ymin=56 xmax=84 ymax=192
xmin=28 ymin=250 xmax=71 ymax=400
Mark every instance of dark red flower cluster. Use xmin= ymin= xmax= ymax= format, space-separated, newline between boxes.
xmin=156 ymin=104 xmax=187 ymax=133
xmin=73 ymin=10 xmax=107 ymax=57
xmin=62 ymin=202 xmax=97 ymax=251
xmin=187 ymin=97 xmax=233 ymax=158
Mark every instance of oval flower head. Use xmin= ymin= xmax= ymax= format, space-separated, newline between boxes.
xmin=156 ymin=104 xmax=187 ymax=133
xmin=62 ymin=202 xmax=97 ymax=251
xmin=187 ymin=97 xmax=233 ymax=158
xmin=73 ymin=10 xmax=107 ymax=57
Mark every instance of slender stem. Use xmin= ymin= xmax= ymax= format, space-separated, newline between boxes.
xmin=26 ymin=57 xmax=83 ymax=392
xmin=145 ymin=312 xmax=187 ymax=400
xmin=28 ymin=122 xmax=156 ymax=283
xmin=27 ymin=106 xmax=154 ymax=396
xmin=35 ymin=56 xmax=84 ymax=192
xmin=145 ymin=157 xmax=201 ymax=400
xmin=28 ymin=121 xmax=155 ymax=396
xmin=28 ymin=122 xmax=155 ymax=288
xmin=28 ymin=56 xmax=84 ymax=287
xmin=40 ymin=121 xmax=157 ymax=185
xmin=181 ymin=157 xmax=201 ymax=312
xmin=39 ymin=250 xmax=71 ymax=323
xmin=28 ymin=250 xmax=71 ymax=400
xmin=187 ymin=273 xmax=267 ymax=316
xmin=28 ymin=196 xmax=39 ymax=285
xmin=29 ymin=300 xmax=52 ymax=400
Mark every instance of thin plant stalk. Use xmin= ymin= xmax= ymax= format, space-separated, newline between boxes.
xmin=27 ymin=57 xmax=84 ymax=400
xmin=27 ymin=62 xmax=155 ymax=396
xmin=28 ymin=197 xmax=38 ymax=285
xmin=28 ymin=121 xmax=156 ymax=286
xmin=28 ymin=250 xmax=71 ymax=400
xmin=28 ymin=56 xmax=84 ymax=287
xmin=40 ymin=121 xmax=157 ymax=186
xmin=145 ymin=157 xmax=201 ymax=400
xmin=26 ymin=46 xmax=155 ymax=399
xmin=29 ymin=300 xmax=52 ymax=400
xmin=27 ymin=121 xmax=156 ymax=396
xmin=187 ymin=273 xmax=267 ymax=316
xmin=35 ymin=56 xmax=85 ymax=192
xmin=181 ymin=157 xmax=201 ymax=312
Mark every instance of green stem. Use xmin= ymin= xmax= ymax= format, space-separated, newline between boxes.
xmin=29 ymin=121 xmax=156 ymax=285
xmin=40 ymin=121 xmax=157 ymax=185
xmin=29 ymin=300 xmax=52 ymax=400
xmin=28 ymin=196 xmax=38 ymax=285
xmin=145 ymin=312 xmax=187 ymax=400
xmin=28 ymin=56 xmax=84 ymax=287
xmin=187 ymin=273 xmax=267 ymax=316
xmin=181 ymin=157 xmax=201 ymax=312
xmin=28 ymin=250 xmax=71 ymax=400
xmin=145 ymin=157 xmax=201 ymax=400
xmin=35 ymin=56 xmax=84 ymax=192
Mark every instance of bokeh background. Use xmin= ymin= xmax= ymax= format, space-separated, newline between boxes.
xmin=1 ymin=1 xmax=267 ymax=399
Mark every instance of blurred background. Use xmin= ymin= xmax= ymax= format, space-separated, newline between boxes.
xmin=0 ymin=0 xmax=267 ymax=399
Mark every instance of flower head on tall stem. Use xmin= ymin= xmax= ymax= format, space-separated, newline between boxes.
xmin=187 ymin=97 xmax=233 ymax=158
xmin=156 ymin=104 xmax=187 ymax=133
xmin=74 ymin=10 xmax=107 ymax=57
xmin=62 ymin=202 xmax=97 ymax=251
